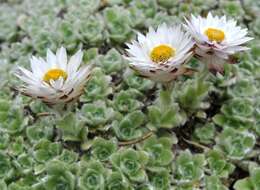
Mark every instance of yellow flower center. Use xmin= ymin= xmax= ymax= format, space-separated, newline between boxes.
xmin=204 ymin=28 xmax=225 ymax=43
xmin=43 ymin=69 xmax=67 ymax=83
xmin=150 ymin=45 xmax=175 ymax=63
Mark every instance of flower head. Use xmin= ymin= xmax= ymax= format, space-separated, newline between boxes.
xmin=15 ymin=47 xmax=92 ymax=105
xmin=184 ymin=12 xmax=253 ymax=71
xmin=125 ymin=23 xmax=194 ymax=82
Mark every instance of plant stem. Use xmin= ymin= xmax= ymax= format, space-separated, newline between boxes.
xmin=162 ymin=81 xmax=173 ymax=91
xmin=36 ymin=112 xmax=55 ymax=117
xmin=118 ymin=131 xmax=154 ymax=146
xmin=183 ymin=138 xmax=210 ymax=151
xmin=198 ymin=62 xmax=209 ymax=81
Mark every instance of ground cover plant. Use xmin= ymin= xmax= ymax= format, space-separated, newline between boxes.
xmin=0 ymin=0 xmax=259 ymax=189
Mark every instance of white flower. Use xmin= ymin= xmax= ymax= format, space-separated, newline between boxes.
xmin=124 ymin=23 xmax=195 ymax=82
xmin=184 ymin=12 xmax=253 ymax=70
xmin=15 ymin=47 xmax=93 ymax=105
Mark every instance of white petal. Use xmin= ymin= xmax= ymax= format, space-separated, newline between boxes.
xmin=185 ymin=12 xmax=252 ymax=60
xmin=16 ymin=47 xmax=93 ymax=104
xmin=30 ymin=56 xmax=45 ymax=78
xmin=46 ymin=49 xmax=57 ymax=68
xmin=56 ymin=46 xmax=67 ymax=70
xmin=67 ymin=50 xmax=83 ymax=75
xmin=124 ymin=24 xmax=195 ymax=82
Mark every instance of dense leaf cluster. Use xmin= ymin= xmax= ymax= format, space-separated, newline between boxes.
xmin=0 ymin=0 xmax=259 ymax=189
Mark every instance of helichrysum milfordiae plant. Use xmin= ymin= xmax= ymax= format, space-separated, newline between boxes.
xmin=123 ymin=69 xmax=155 ymax=92
xmin=113 ymin=89 xmax=143 ymax=113
xmin=58 ymin=149 xmax=78 ymax=164
xmin=193 ymin=123 xmax=216 ymax=144
xmin=1 ymin=1 xmax=258 ymax=189
xmin=106 ymin=171 xmax=132 ymax=190
xmin=213 ymin=98 xmax=255 ymax=130
xmin=80 ymin=100 xmax=115 ymax=130
xmin=149 ymin=169 xmax=171 ymax=190
xmin=0 ymin=132 xmax=9 ymax=150
xmin=111 ymin=148 xmax=149 ymax=183
xmin=0 ymin=98 xmax=28 ymax=134
xmin=228 ymin=78 xmax=257 ymax=97
xmin=113 ymin=110 xmax=145 ymax=141
xmin=215 ymin=127 xmax=255 ymax=160
xmin=15 ymin=47 xmax=93 ymax=105
xmin=91 ymin=137 xmax=117 ymax=161
xmin=184 ymin=12 xmax=253 ymax=72
xmin=205 ymin=176 xmax=228 ymax=190
xmin=9 ymin=136 xmax=25 ymax=156
xmin=234 ymin=165 xmax=260 ymax=190
xmin=78 ymin=160 xmax=107 ymax=190
xmin=177 ymin=77 xmax=211 ymax=112
xmin=57 ymin=113 xmax=87 ymax=142
xmin=174 ymin=150 xmax=206 ymax=184
xmin=0 ymin=151 xmax=13 ymax=179
xmin=39 ymin=160 xmax=76 ymax=190
xmin=128 ymin=6 xmax=146 ymax=28
xmin=133 ymin=0 xmax=157 ymax=18
xmin=33 ymin=139 xmax=62 ymax=163
xmin=124 ymin=23 xmax=194 ymax=82
xmin=26 ymin=118 xmax=53 ymax=143
xmin=81 ymin=68 xmax=112 ymax=102
xmin=104 ymin=6 xmax=132 ymax=43
xmin=78 ymin=14 xmax=105 ymax=46
xmin=142 ymin=136 xmax=174 ymax=168
xmin=98 ymin=48 xmax=125 ymax=74
xmin=206 ymin=150 xmax=235 ymax=178
xmin=0 ymin=180 xmax=7 ymax=190
xmin=147 ymin=90 xmax=186 ymax=129
xmin=0 ymin=5 xmax=17 ymax=42
xmin=14 ymin=152 xmax=35 ymax=175
xmin=221 ymin=98 xmax=254 ymax=121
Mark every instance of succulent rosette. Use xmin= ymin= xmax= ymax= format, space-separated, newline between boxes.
xmin=78 ymin=161 xmax=107 ymax=190
xmin=110 ymin=148 xmax=149 ymax=183
xmin=125 ymin=23 xmax=194 ymax=82
xmin=184 ymin=12 xmax=253 ymax=71
xmin=15 ymin=47 xmax=92 ymax=105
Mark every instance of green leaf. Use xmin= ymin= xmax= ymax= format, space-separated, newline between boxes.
xmin=228 ymin=78 xmax=257 ymax=97
xmin=0 ymin=180 xmax=7 ymax=190
xmin=148 ymin=92 xmax=186 ymax=129
xmin=81 ymin=100 xmax=114 ymax=130
xmin=205 ymin=176 xmax=228 ymax=190
xmin=58 ymin=150 xmax=78 ymax=164
xmin=26 ymin=118 xmax=53 ymax=143
xmin=113 ymin=111 xmax=144 ymax=141
xmin=143 ymin=136 xmax=174 ymax=167
xmin=193 ymin=123 xmax=216 ymax=144
xmin=106 ymin=172 xmax=132 ymax=190
xmin=91 ymin=137 xmax=117 ymax=161
xmin=251 ymin=167 xmax=260 ymax=189
xmin=149 ymin=169 xmax=170 ymax=190
xmin=175 ymin=150 xmax=205 ymax=184
xmin=78 ymin=161 xmax=106 ymax=190
xmin=113 ymin=90 xmax=143 ymax=113
xmin=99 ymin=48 xmax=125 ymax=74
xmin=207 ymin=150 xmax=235 ymax=178
xmin=215 ymin=128 xmax=255 ymax=160
xmin=78 ymin=14 xmax=105 ymax=46
xmin=0 ymin=151 xmax=13 ymax=179
xmin=234 ymin=178 xmax=253 ymax=190
xmin=33 ymin=140 xmax=62 ymax=163
xmin=104 ymin=6 xmax=132 ymax=43
xmin=57 ymin=113 xmax=87 ymax=142
xmin=81 ymin=68 xmax=112 ymax=102
xmin=178 ymin=78 xmax=211 ymax=111
xmin=110 ymin=148 xmax=147 ymax=183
